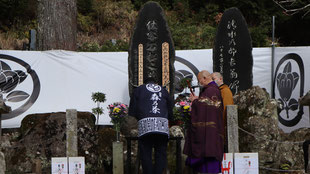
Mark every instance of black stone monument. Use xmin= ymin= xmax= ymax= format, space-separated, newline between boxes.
xmin=128 ymin=1 xmax=175 ymax=97
xmin=213 ymin=7 xmax=253 ymax=95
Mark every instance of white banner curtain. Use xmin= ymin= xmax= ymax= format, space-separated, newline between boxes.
xmin=0 ymin=47 xmax=309 ymax=133
xmin=274 ymin=47 xmax=310 ymax=133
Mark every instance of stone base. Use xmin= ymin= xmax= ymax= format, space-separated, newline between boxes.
xmin=113 ymin=141 xmax=124 ymax=174
xmin=0 ymin=151 xmax=6 ymax=174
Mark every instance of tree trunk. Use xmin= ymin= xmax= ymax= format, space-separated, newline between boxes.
xmin=37 ymin=0 xmax=77 ymax=51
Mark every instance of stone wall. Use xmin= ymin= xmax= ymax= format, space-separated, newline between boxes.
xmin=0 ymin=151 xmax=5 ymax=174
xmin=0 ymin=112 xmax=112 ymax=173
xmin=4 ymin=86 xmax=307 ymax=173
xmin=235 ymin=86 xmax=309 ymax=174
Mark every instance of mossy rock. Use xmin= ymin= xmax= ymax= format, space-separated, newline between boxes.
xmin=20 ymin=112 xmax=96 ymax=137
xmin=97 ymin=127 xmax=117 ymax=173
xmin=20 ymin=113 xmax=51 ymax=137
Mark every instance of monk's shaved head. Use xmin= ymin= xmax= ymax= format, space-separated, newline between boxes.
xmin=199 ymin=70 xmax=211 ymax=78
xmin=197 ymin=70 xmax=212 ymax=86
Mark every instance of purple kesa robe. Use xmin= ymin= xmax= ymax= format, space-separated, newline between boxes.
xmin=183 ymin=81 xmax=224 ymax=173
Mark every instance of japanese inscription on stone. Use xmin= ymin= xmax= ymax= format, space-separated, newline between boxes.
xmin=213 ymin=7 xmax=253 ymax=95
xmin=227 ymin=19 xmax=239 ymax=93
xmin=145 ymin=20 xmax=158 ymax=80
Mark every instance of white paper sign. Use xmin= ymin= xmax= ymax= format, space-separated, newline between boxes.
xmin=51 ymin=157 xmax=68 ymax=174
xmin=234 ymin=153 xmax=259 ymax=174
xmin=69 ymin=157 xmax=85 ymax=174
xmin=221 ymin=153 xmax=234 ymax=174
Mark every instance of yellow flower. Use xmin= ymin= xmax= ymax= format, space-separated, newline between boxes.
xmin=113 ymin=107 xmax=120 ymax=113
xmin=184 ymin=105 xmax=190 ymax=110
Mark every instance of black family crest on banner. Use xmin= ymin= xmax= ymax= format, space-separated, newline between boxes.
xmin=0 ymin=54 xmax=41 ymax=120
xmin=273 ymin=53 xmax=305 ymax=127
xmin=213 ymin=7 xmax=253 ymax=95
xmin=174 ymin=56 xmax=199 ymax=94
xmin=128 ymin=1 xmax=175 ymax=98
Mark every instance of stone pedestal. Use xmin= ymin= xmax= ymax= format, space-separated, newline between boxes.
xmin=113 ymin=142 xmax=124 ymax=174
xmin=66 ymin=109 xmax=78 ymax=157
xmin=181 ymin=139 xmax=187 ymax=171
xmin=227 ymin=105 xmax=239 ymax=153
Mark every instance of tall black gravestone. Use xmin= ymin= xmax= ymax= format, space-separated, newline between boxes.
xmin=213 ymin=7 xmax=253 ymax=95
xmin=128 ymin=1 xmax=175 ymax=97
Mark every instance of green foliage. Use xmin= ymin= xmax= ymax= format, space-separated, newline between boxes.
xmin=131 ymin=0 xmax=175 ymax=10
xmin=179 ymin=77 xmax=192 ymax=89
xmin=1 ymin=0 xmax=310 ymax=50
xmin=78 ymin=40 xmax=129 ymax=52
xmin=280 ymin=163 xmax=291 ymax=170
xmin=77 ymin=0 xmax=94 ymax=15
xmin=196 ymin=3 xmax=220 ymax=24
xmin=170 ymin=21 xmax=216 ymax=49
xmin=91 ymin=92 xmax=106 ymax=103
xmin=79 ymin=42 xmax=100 ymax=52
xmin=92 ymin=0 xmax=135 ymax=27
xmin=100 ymin=40 xmax=129 ymax=52
xmin=91 ymin=92 xmax=106 ymax=125
xmin=0 ymin=0 xmax=36 ymax=30
xmin=249 ymin=26 xmax=270 ymax=47
xmin=170 ymin=0 xmax=191 ymax=22
xmin=77 ymin=13 xmax=94 ymax=33
xmin=92 ymin=107 xmax=104 ymax=116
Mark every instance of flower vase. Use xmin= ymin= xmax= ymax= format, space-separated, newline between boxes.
xmin=115 ymin=123 xmax=120 ymax=142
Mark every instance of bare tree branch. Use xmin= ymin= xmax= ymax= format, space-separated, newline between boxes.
xmin=303 ymin=9 xmax=310 ymax=17
xmin=273 ymin=0 xmax=310 ymax=17
xmin=278 ymin=0 xmax=296 ymax=4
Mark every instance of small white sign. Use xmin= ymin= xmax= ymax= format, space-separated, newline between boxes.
xmin=51 ymin=157 xmax=68 ymax=174
xmin=234 ymin=153 xmax=259 ymax=174
xmin=221 ymin=153 xmax=234 ymax=174
xmin=68 ymin=157 xmax=85 ymax=174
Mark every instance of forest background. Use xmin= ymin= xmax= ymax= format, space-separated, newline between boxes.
xmin=0 ymin=0 xmax=309 ymax=51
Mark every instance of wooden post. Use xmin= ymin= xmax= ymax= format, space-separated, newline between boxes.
xmin=227 ymin=105 xmax=239 ymax=153
xmin=66 ymin=109 xmax=78 ymax=157
xmin=35 ymin=159 xmax=42 ymax=174
xmin=138 ymin=44 xmax=143 ymax=86
xmin=32 ymin=158 xmax=42 ymax=174
xmin=162 ymin=42 xmax=170 ymax=92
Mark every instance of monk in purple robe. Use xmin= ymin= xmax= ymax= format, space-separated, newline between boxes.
xmin=184 ymin=70 xmax=224 ymax=173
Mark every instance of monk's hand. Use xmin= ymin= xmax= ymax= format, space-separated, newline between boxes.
xmin=189 ymin=93 xmax=198 ymax=102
